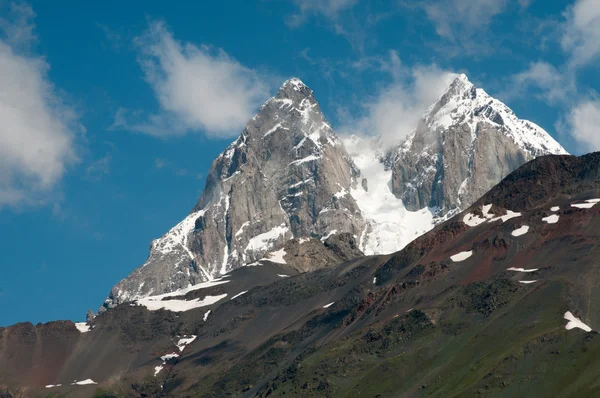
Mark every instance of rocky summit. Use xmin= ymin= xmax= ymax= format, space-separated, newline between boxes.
xmin=102 ymin=74 xmax=567 ymax=312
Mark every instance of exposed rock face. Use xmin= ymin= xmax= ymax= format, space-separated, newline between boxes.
xmin=102 ymin=74 xmax=568 ymax=312
xmin=388 ymin=74 xmax=567 ymax=217
xmin=102 ymin=79 xmax=365 ymax=310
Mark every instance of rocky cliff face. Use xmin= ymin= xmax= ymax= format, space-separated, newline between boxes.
xmin=102 ymin=75 xmax=568 ymax=311
xmin=103 ymin=79 xmax=365 ymax=310
xmin=388 ymin=74 xmax=567 ymax=217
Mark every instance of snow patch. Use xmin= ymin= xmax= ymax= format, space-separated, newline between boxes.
xmin=176 ymin=336 xmax=197 ymax=352
xmin=507 ymin=267 xmax=539 ymax=273
xmin=511 ymin=225 xmax=529 ymax=237
xmin=519 ymin=280 xmax=538 ymax=284
xmin=321 ymin=230 xmax=338 ymax=242
xmin=550 ymin=206 xmax=560 ymax=212
xmin=245 ymin=224 xmax=289 ymax=253
xmin=203 ymin=310 xmax=211 ymax=321
xmin=564 ymin=311 xmax=592 ymax=332
xmin=137 ymin=294 xmax=228 ymax=312
xmin=230 ymin=291 xmax=248 ymax=300
xmin=572 ymin=199 xmax=600 ymax=209
xmin=542 ymin=214 xmax=559 ymax=224
xmin=289 ymin=155 xmax=320 ymax=166
xmin=267 ymin=248 xmax=287 ymax=264
xmin=71 ymin=379 xmax=97 ymax=386
xmin=463 ymin=205 xmax=522 ymax=227
xmin=235 ymin=221 xmax=250 ymax=238
xmin=450 ymin=251 xmax=473 ymax=262
xmin=75 ymin=322 xmax=91 ymax=333
xmin=323 ymin=302 xmax=335 ymax=309
xmin=45 ymin=384 xmax=62 ymax=388
xmin=344 ymin=135 xmax=435 ymax=255
xmin=278 ymin=274 xmax=290 ymax=278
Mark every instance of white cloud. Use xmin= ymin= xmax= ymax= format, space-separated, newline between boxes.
xmin=0 ymin=4 xmax=78 ymax=209
xmin=287 ymin=0 xmax=358 ymax=27
xmin=424 ymin=0 xmax=508 ymax=40
xmin=566 ymin=100 xmax=600 ymax=152
xmin=113 ymin=21 xmax=271 ymax=138
xmin=0 ymin=2 xmax=36 ymax=50
xmin=562 ymin=0 xmax=600 ymax=69
xmin=509 ymin=61 xmax=573 ymax=105
xmin=340 ymin=51 xmax=456 ymax=148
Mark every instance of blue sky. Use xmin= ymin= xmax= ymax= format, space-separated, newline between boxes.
xmin=1 ymin=0 xmax=599 ymax=326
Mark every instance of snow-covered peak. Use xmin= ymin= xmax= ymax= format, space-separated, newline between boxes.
xmin=420 ymin=74 xmax=567 ymax=157
xmin=280 ymin=77 xmax=309 ymax=92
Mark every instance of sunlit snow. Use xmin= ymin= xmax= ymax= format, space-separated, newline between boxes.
xmin=323 ymin=302 xmax=335 ymax=308
xmin=463 ymin=204 xmax=522 ymax=227
xmin=230 ymin=291 xmax=248 ymax=300
xmin=519 ymin=280 xmax=538 ymax=284
xmin=550 ymin=206 xmax=560 ymax=212
xmin=507 ymin=267 xmax=539 ymax=273
xmin=71 ymin=379 xmax=97 ymax=386
xmin=564 ymin=311 xmax=592 ymax=332
xmin=511 ymin=225 xmax=530 ymax=237
xmin=203 ymin=310 xmax=211 ymax=321
xmin=246 ymin=224 xmax=289 ymax=253
xmin=344 ymin=136 xmax=435 ymax=255
xmin=75 ymin=322 xmax=91 ymax=333
xmin=572 ymin=199 xmax=600 ymax=209
xmin=267 ymin=248 xmax=287 ymax=264
xmin=542 ymin=214 xmax=559 ymax=224
xmin=176 ymin=336 xmax=197 ymax=352
xmin=450 ymin=251 xmax=473 ymax=262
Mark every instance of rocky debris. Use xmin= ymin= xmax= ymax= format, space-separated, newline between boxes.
xmin=279 ymin=233 xmax=363 ymax=273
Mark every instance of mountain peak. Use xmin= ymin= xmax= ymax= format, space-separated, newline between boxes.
xmin=277 ymin=77 xmax=313 ymax=99
xmin=281 ymin=77 xmax=308 ymax=90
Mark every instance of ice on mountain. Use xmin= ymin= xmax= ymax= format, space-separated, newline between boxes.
xmin=345 ymin=135 xmax=435 ymax=255
xmin=511 ymin=225 xmax=529 ymax=237
xmin=508 ymin=267 xmax=539 ymax=272
xmin=230 ymin=291 xmax=248 ymax=300
xmin=267 ymin=248 xmax=287 ymax=264
xmin=245 ymin=225 xmax=290 ymax=253
xmin=71 ymin=379 xmax=97 ymax=386
xmin=572 ymin=199 xmax=600 ymax=209
xmin=75 ymin=322 xmax=91 ymax=333
xmin=542 ymin=214 xmax=559 ymax=224
xmin=564 ymin=311 xmax=592 ymax=332
xmin=176 ymin=336 xmax=197 ymax=352
xmin=451 ymin=251 xmax=473 ymax=262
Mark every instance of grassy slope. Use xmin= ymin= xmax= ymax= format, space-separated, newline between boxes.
xmin=252 ymin=279 xmax=600 ymax=398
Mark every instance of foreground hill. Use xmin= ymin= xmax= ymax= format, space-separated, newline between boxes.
xmin=1 ymin=152 xmax=599 ymax=397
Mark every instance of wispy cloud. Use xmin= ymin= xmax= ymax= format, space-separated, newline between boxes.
xmin=339 ymin=51 xmax=456 ymax=148
xmin=85 ymin=154 xmax=112 ymax=182
xmin=0 ymin=2 xmax=80 ymax=209
xmin=561 ymin=0 xmax=600 ymax=69
xmin=287 ymin=0 xmax=358 ymax=27
xmin=562 ymin=99 xmax=600 ymax=152
xmin=506 ymin=61 xmax=574 ymax=105
xmin=112 ymin=20 xmax=272 ymax=138
xmin=423 ymin=0 xmax=508 ymax=41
